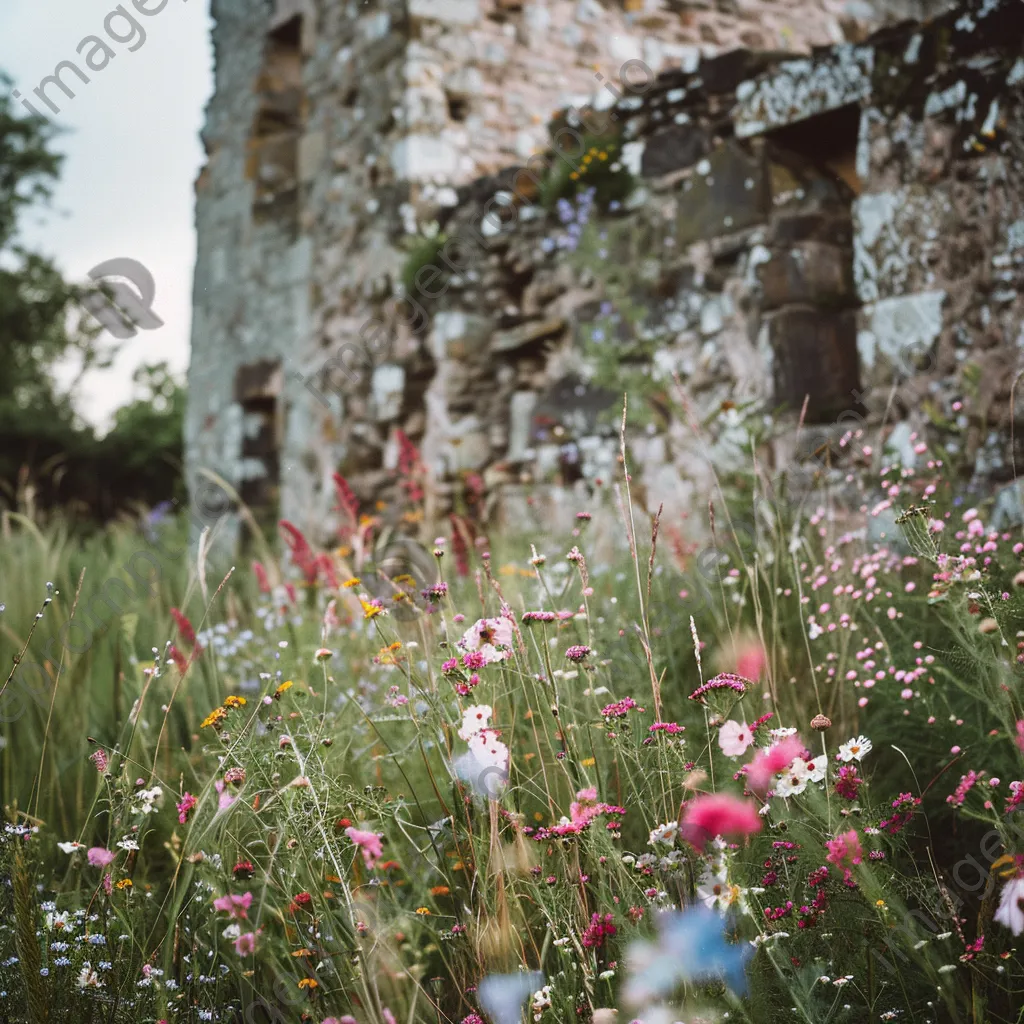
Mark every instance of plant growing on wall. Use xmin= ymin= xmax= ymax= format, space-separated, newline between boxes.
xmin=540 ymin=130 xmax=635 ymax=212
xmin=400 ymin=227 xmax=448 ymax=299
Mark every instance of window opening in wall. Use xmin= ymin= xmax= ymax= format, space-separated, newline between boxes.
xmin=235 ymin=361 xmax=283 ymax=535
xmin=248 ymin=14 xmax=305 ymax=231
xmin=761 ymin=103 xmax=862 ymax=424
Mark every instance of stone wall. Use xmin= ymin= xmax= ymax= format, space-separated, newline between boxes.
xmin=187 ymin=0 xmax=1023 ymax=545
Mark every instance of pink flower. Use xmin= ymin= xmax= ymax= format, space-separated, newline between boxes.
xmin=234 ymin=931 xmax=258 ymax=956
xmin=345 ymin=826 xmax=383 ymax=868
xmin=825 ymin=829 xmax=863 ymax=880
xmin=681 ymin=793 xmax=762 ymax=851
xmin=458 ymin=617 xmax=514 ymax=664
xmin=213 ymin=891 xmax=253 ymax=920
xmin=1016 ymin=720 xmax=1024 ymax=753
xmin=176 ymin=792 xmax=197 ymax=824
xmin=744 ymin=736 xmax=806 ymax=795
xmin=718 ymin=720 xmax=753 ymax=757
xmin=87 ymin=847 xmax=115 ymax=868
xmin=735 ymin=640 xmax=766 ymax=681
xmin=214 ymin=779 xmax=235 ymax=811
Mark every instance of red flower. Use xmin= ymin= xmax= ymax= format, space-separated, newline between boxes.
xmin=292 ymin=891 xmax=313 ymax=907
xmin=168 ymin=644 xmax=189 ymax=673
xmin=252 ymin=560 xmax=271 ymax=594
xmin=279 ymin=520 xmax=319 ymax=585
xmin=332 ymin=473 xmax=360 ymax=534
xmin=233 ymin=860 xmax=254 ymax=879
xmin=170 ymin=607 xmax=198 ymax=648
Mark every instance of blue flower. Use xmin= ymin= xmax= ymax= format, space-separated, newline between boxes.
xmin=624 ymin=905 xmax=751 ymax=1004
xmin=478 ymin=972 xmax=545 ymax=1024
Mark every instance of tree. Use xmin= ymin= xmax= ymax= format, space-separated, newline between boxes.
xmin=0 ymin=72 xmax=113 ymax=432
xmin=0 ymin=72 xmax=182 ymax=519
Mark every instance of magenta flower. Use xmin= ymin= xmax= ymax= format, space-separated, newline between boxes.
xmin=213 ymin=891 xmax=253 ymax=920
xmin=87 ymin=847 xmax=115 ymax=868
xmin=681 ymin=793 xmax=762 ymax=851
xmin=345 ymin=826 xmax=384 ymax=868
xmin=176 ymin=792 xmax=197 ymax=825
xmin=234 ymin=931 xmax=258 ymax=956
xmin=744 ymin=736 xmax=806 ymax=796
xmin=566 ymin=645 xmax=591 ymax=662
xmin=825 ymin=829 xmax=863 ymax=882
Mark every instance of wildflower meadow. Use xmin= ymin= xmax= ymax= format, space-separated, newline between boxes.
xmin=3 ymin=418 xmax=1024 ymax=1024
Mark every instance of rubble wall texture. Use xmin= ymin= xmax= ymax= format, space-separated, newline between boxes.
xmin=185 ymin=0 xmax=1024 ymax=543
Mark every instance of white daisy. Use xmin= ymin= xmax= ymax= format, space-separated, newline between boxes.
xmin=838 ymin=735 xmax=872 ymax=762
xmin=648 ymin=821 xmax=679 ymax=846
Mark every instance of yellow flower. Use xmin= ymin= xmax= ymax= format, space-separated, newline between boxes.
xmin=291 ymin=948 xmax=314 ymax=958
xmin=335 ymin=545 xmax=353 ymax=558
xmin=415 ymin=907 xmax=431 ymax=915
xmin=430 ymin=886 xmax=450 ymax=896
xmin=274 ymin=680 xmax=294 ymax=699
xmin=569 ymin=172 xmax=579 ymax=181
xmin=598 ymin=151 xmax=608 ymax=160
xmin=343 ymin=577 xmax=361 ymax=588
xmin=876 ymin=899 xmax=887 ymax=908
xmin=201 ymin=707 xmax=228 ymax=730
xmin=393 ymin=574 xmax=417 ymax=587
xmin=361 ymin=600 xmax=384 ymax=619
xmin=297 ymin=977 xmax=318 ymax=990
xmin=223 ymin=695 xmax=247 ymax=709
xmin=115 ymin=878 xmax=133 ymax=890
xmin=581 ymin=757 xmax=596 ymax=767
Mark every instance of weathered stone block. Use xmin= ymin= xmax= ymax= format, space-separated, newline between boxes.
xmin=391 ymin=135 xmax=459 ymax=182
xmin=767 ymin=307 xmax=860 ymax=421
xmin=429 ymin=312 xmax=493 ymax=361
xmin=409 ymin=0 xmax=480 ymax=26
xmin=640 ymin=124 xmax=708 ymax=178
xmin=297 ymin=131 xmax=326 ymax=184
xmin=758 ymin=242 xmax=856 ymax=310
xmin=371 ymin=364 xmax=405 ymax=421
xmin=675 ymin=140 xmax=768 ymax=246
xmin=491 ymin=317 xmax=567 ymax=354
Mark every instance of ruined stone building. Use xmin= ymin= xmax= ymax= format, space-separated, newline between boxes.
xmin=186 ymin=0 xmax=1024 ymax=543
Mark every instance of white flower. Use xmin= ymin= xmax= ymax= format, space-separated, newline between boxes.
xmin=454 ymin=729 xmax=510 ymax=798
xmin=117 ymin=838 xmax=140 ymax=851
xmin=458 ymin=704 xmax=493 ymax=740
xmin=696 ymin=866 xmax=740 ymax=912
xmin=994 ymin=876 xmax=1024 ymax=936
xmin=718 ymin=720 xmax=753 ymax=757
xmin=808 ymin=620 xmax=824 ymax=640
xmin=77 ymin=963 xmax=104 ymax=989
xmin=807 ymin=754 xmax=828 ymax=782
xmin=775 ymin=770 xmax=806 ymax=798
xmin=838 ymin=735 xmax=872 ymax=762
xmin=45 ymin=911 xmax=73 ymax=932
xmin=648 ymin=822 xmax=679 ymax=846
xmin=769 ymin=727 xmax=797 ymax=741
xmin=58 ymin=841 xmax=84 ymax=854
xmin=130 ymin=786 xmax=164 ymax=815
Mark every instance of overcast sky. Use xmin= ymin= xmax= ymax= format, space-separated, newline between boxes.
xmin=0 ymin=0 xmax=213 ymax=430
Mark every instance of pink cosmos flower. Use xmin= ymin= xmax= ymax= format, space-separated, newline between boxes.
xmin=718 ymin=720 xmax=753 ymax=757
xmin=735 ymin=640 xmax=766 ymax=682
xmin=176 ymin=792 xmax=197 ymax=824
xmin=87 ymin=847 xmax=116 ymax=868
xmin=213 ymin=891 xmax=253 ymax=920
xmin=744 ymin=735 xmax=806 ymax=795
xmin=458 ymin=617 xmax=514 ymax=664
xmin=825 ymin=829 xmax=863 ymax=884
xmin=234 ymin=931 xmax=258 ymax=956
xmin=681 ymin=793 xmax=762 ymax=850
xmin=346 ymin=826 xmax=384 ymax=868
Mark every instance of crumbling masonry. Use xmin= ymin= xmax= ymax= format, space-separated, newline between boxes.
xmin=186 ymin=0 xmax=1024 ymax=543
